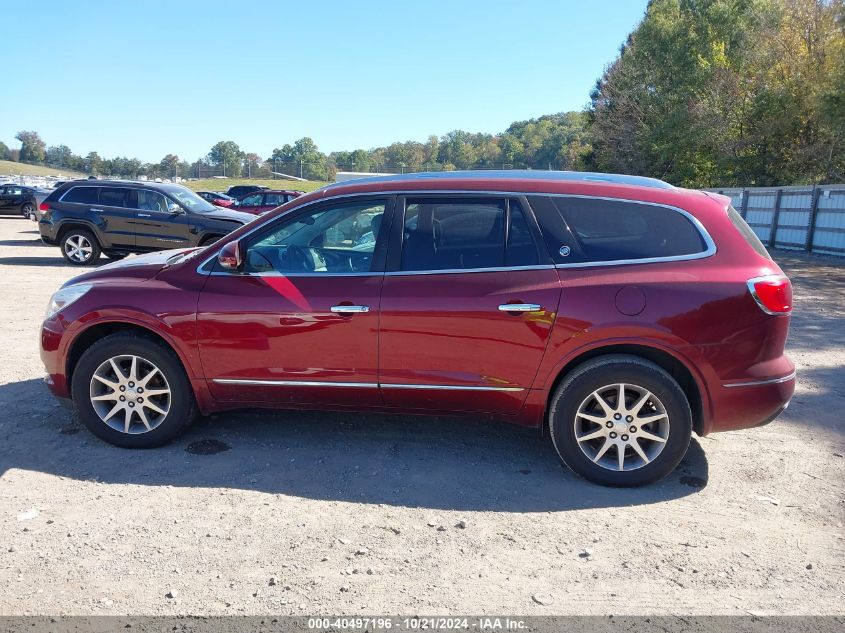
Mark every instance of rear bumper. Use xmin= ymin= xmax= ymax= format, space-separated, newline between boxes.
xmin=39 ymin=218 xmax=59 ymax=245
xmin=705 ymin=367 xmax=795 ymax=434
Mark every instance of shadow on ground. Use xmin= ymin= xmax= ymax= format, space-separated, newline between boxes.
xmin=0 ymin=256 xmax=73 ymax=267
xmin=0 ymin=378 xmax=708 ymax=512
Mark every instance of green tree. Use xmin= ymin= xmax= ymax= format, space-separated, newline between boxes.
xmin=209 ymin=141 xmax=244 ymax=177
xmin=0 ymin=141 xmax=10 ymax=161
xmin=159 ymin=154 xmax=180 ymax=178
xmin=15 ymin=131 xmax=46 ymax=164
xmin=85 ymin=151 xmax=102 ymax=174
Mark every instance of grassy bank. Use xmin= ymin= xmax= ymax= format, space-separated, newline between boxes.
xmin=184 ymin=178 xmax=328 ymax=194
xmin=0 ymin=160 xmax=85 ymax=178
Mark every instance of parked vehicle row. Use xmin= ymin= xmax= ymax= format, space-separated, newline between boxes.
xmin=198 ymin=188 xmax=305 ymax=213
xmin=39 ymin=170 xmax=795 ymax=487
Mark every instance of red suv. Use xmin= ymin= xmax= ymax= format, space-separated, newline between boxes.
xmin=234 ymin=189 xmax=304 ymax=215
xmin=40 ymin=171 xmax=794 ymax=486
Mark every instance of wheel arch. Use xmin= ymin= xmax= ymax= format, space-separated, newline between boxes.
xmin=56 ymin=220 xmax=103 ymax=246
xmin=67 ymin=321 xmax=189 ymax=392
xmin=544 ymin=343 xmax=707 ymax=436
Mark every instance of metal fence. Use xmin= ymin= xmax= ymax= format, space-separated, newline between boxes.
xmin=709 ymin=184 xmax=845 ymax=256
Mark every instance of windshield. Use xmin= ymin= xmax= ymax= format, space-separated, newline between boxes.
xmin=162 ymin=185 xmax=217 ymax=213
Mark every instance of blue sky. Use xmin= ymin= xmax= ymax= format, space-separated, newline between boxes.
xmin=0 ymin=1 xmax=648 ymax=162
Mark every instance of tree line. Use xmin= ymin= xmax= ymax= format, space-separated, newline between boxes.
xmin=2 ymin=0 xmax=842 ymax=188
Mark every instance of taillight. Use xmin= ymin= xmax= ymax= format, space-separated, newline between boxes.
xmin=747 ymin=275 xmax=792 ymax=315
xmin=39 ymin=202 xmax=50 ymax=217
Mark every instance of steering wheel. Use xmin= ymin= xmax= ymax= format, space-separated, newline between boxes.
xmin=279 ymin=244 xmax=315 ymax=272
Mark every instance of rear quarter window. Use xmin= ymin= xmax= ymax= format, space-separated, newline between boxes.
xmin=728 ymin=205 xmax=770 ymax=259
xmin=61 ymin=186 xmax=99 ymax=205
xmin=552 ymin=197 xmax=707 ymax=263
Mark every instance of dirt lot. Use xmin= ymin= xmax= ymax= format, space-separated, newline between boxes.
xmin=0 ymin=216 xmax=842 ymax=616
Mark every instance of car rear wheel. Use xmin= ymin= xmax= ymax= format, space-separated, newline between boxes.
xmin=60 ymin=229 xmax=101 ymax=265
xmin=21 ymin=202 xmax=34 ymax=218
xmin=70 ymin=333 xmax=197 ymax=448
xmin=548 ymin=355 xmax=692 ymax=487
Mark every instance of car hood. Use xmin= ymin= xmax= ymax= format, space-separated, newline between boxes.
xmin=201 ymin=208 xmax=255 ymax=224
xmin=61 ymin=248 xmax=201 ymax=287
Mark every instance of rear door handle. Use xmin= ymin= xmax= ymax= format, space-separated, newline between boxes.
xmin=137 ymin=213 xmax=151 ymax=218
xmin=91 ymin=208 xmax=103 ymax=213
xmin=498 ymin=303 xmax=542 ymax=312
xmin=330 ymin=305 xmax=370 ymax=314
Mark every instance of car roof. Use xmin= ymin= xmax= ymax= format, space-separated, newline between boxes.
xmin=321 ymin=170 xmax=675 ymax=192
xmin=289 ymin=169 xmax=721 ymax=220
xmin=58 ymin=179 xmax=189 ymax=192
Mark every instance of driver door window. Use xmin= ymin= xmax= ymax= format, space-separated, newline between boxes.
xmin=244 ymin=200 xmax=388 ymax=274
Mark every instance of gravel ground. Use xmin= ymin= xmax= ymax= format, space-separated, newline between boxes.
xmin=0 ymin=217 xmax=842 ymax=616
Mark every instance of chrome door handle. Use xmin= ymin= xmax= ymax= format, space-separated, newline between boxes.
xmin=330 ymin=305 xmax=370 ymax=313
xmin=137 ymin=213 xmax=151 ymax=218
xmin=498 ymin=303 xmax=542 ymax=312
xmin=91 ymin=208 xmax=103 ymax=213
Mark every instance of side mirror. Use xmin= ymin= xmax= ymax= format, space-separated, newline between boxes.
xmin=168 ymin=201 xmax=184 ymax=214
xmin=217 ymin=240 xmax=243 ymax=271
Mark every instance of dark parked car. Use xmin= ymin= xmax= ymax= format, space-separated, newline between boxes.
xmin=197 ymin=191 xmax=236 ymax=207
xmin=226 ymin=184 xmax=269 ymax=199
xmin=234 ymin=189 xmax=304 ymax=214
xmin=40 ymin=171 xmax=794 ymax=487
xmin=38 ymin=180 xmax=255 ymax=265
xmin=0 ymin=184 xmax=38 ymax=217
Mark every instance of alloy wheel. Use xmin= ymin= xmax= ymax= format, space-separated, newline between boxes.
xmin=64 ymin=235 xmax=94 ymax=263
xmin=573 ymin=383 xmax=670 ymax=471
xmin=88 ymin=355 xmax=172 ymax=434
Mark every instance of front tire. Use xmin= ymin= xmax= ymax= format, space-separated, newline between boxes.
xmin=549 ymin=355 xmax=692 ymax=487
xmin=21 ymin=202 xmax=34 ymax=218
xmin=70 ymin=333 xmax=197 ymax=448
xmin=60 ymin=229 xmax=101 ymax=265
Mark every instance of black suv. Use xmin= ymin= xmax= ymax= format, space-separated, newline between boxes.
xmin=225 ymin=184 xmax=268 ymax=198
xmin=39 ymin=181 xmax=255 ymax=265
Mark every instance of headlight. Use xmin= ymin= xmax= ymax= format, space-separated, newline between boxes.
xmin=45 ymin=284 xmax=92 ymax=320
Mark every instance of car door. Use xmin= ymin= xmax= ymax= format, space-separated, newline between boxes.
xmin=236 ymin=192 xmax=263 ymax=214
xmin=260 ymin=192 xmax=285 ymax=214
xmin=196 ymin=195 xmax=394 ymax=406
xmin=133 ymin=188 xmax=195 ymax=250
xmin=0 ymin=186 xmax=11 ymax=213
xmin=378 ymin=195 xmax=562 ymax=415
xmin=94 ymin=186 xmax=137 ymax=248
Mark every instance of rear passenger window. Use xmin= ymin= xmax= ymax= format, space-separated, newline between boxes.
xmin=62 ymin=186 xmax=99 ymax=205
xmin=400 ymin=198 xmax=539 ymax=272
xmin=553 ymin=198 xmax=707 ymax=263
xmin=99 ymin=187 xmax=131 ymax=208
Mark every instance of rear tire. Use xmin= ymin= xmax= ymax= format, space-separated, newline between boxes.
xmin=548 ymin=354 xmax=692 ymax=487
xmin=21 ymin=202 xmax=34 ymax=218
xmin=70 ymin=332 xmax=197 ymax=448
xmin=60 ymin=228 xmax=101 ymax=265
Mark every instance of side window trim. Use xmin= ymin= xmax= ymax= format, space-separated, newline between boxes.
xmin=385 ymin=193 xmax=552 ymax=275
xmin=58 ymin=186 xmax=100 ymax=204
xmin=547 ymin=195 xmax=717 ymax=268
xmin=205 ymin=194 xmax=396 ymax=276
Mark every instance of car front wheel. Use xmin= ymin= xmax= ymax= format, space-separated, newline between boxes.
xmin=70 ymin=333 xmax=197 ymax=448
xmin=21 ymin=202 xmax=34 ymax=218
xmin=60 ymin=229 xmax=101 ymax=265
xmin=549 ymin=355 xmax=692 ymax=487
